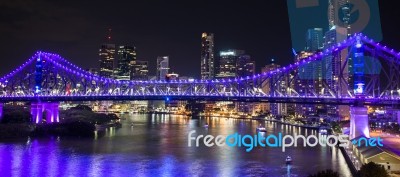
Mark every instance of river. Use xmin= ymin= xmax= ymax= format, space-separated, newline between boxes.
xmin=0 ymin=114 xmax=352 ymax=177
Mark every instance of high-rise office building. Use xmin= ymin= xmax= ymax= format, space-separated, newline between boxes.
xmin=261 ymin=59 xmax=282 ymax=115
xmin=325 ymin=0 xmax=351 ymax=118
xmin=216 ymin=49 xmax=245 ymax=79
xmin=328 ymin=0 xmax=351 ymax=34
xmin=130 ymin=60 xmax=148 ymax=80
xmin=261 ymin=59 xmax=280 ymax=94
xmin=236 ymin=55 xmax=255 ymax=78
xmin=296 ymin=28 xmax=325 ymax=117
xmin=116 ymin=45 xmax=136 ymax=80
xmin=99 ymin=43 xmax=116 ymax=78
xmin=324 ymin=26 xmax=348 ymax=93
xmin=305 ymin=28 xmax=324 ymax=52
xmin=201 ymin=33 xmax=215 ymax=80
xmin=157 ymin=56 xmax=169 ymax=80
xmin=295 ymin=51 xmax=318 ymax=116
xmin=236 ymin=55 xmax=255 ymax=113
xmin=325 ymin=0 xmax=351 ymax=95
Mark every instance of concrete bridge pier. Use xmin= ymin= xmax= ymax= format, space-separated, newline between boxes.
xmin=350 ymin=106 xmax=370 ymax=139
xmin=31 ymin=102 xmax=60 ymax=123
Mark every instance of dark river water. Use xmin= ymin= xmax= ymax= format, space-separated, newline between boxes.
xmin=0 ymin=114 xmax=351 ymax=177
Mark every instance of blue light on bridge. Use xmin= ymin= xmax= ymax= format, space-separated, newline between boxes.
xmin=35 ymin=54 xmax=43 ymax=94
xmin=353 ymin=36 xmax=365 ymax=96
xmin=35 ymin=86 xmax=41 ymax=93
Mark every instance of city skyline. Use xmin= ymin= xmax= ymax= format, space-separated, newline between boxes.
xmin=1 ymin=1 xmax=398 ymax=78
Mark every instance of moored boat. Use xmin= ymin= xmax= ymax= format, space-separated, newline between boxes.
xmin=286 ymin=156 xmax=292 ymax=165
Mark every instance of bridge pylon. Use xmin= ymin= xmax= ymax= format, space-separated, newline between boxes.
xmin=349 ymin=35 xmax=369 ymax=139
xmin=31 ymin=102 xmax=59 ymax=124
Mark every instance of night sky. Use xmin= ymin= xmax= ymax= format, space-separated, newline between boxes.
xmin=0 ymin=0 xmax=398 ymax=78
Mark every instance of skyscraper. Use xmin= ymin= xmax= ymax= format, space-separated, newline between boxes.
xmin=328 ymin=0 xmax=351 ymax=34
xmin=201 ymin=33 xmax=215 ymax=80
xmin=236 ymin=55 xmax=255 ymax=113
xmin=305 ymin=28 xmax=324 ymax=52
xmin=295 ymin=51 xmax=318 ymax=116
xmin=261 ymin=59 xmax=288 ymax=115
xmin=323 ymin=26 xmax=348 ymax=93
xmin=324 ymin=0 xmax=351 ymax=118
xmin=216 ymin=49 xmax=245 ymax=79
xmin=236 ymin=55 xmax=255 ymax=78
xmin=99 ymin=43 xmax=116 ymax=78
xmin=130 ymin=60 xmax=148 ymax=80
xmin=116 ymin=45 xmax=136 ymax=80
xmin=261 ymin=59 xmax=280 ymax=94
xmin=305 ymin=28 xmax=324 ymax=93
xmin=157 ymin=56 xmax=169 ymax=80
xmin=99 ymin=29 xmax=116 ymax=78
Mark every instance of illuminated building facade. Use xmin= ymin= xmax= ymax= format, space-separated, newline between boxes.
xmin=201 ymin=32 xmax=215 ymax=80
xmin=216 ymin=49 xmax=245 ymax=79
xmin=116 ymin=45 xmax=136 ymax=80
xmin=130 ymin=60 xmax=148 ymax=80
xmin=99 ymin=43 xmax=116 ymax=78
xmin=157 ymin=56 xmax=169 ymax=80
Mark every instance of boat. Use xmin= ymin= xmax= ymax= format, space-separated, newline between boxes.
xmin=286 ymin=156 xmax=292 ymax=165
xmin=256 ymin=124 xmax=266 ymax=132
xmin=130 ymin=110 xmax=139 ymax=114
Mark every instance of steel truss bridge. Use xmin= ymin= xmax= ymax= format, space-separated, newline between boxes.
xmin=1 ymin=34 xmax=400 ymax=106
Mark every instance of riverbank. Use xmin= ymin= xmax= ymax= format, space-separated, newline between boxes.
xmin=0 ymin=105 xmax=120 ymax=140
xmin=193 ymin=114 xmax=323 ymax=130
xmin=339 ymin=146 xmax=358 ymax=176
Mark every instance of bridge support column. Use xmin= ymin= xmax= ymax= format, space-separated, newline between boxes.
xmin=0 ymin=103 xmax=3 ymax=121
xmin=31 ymin=103 xmax=43 ymax=124
xmin=44 ymin=102 xmax=59 ymax=123
xmin=31 ymin=102 xmax=60 ymax=124
xmin=350 ymin=106 xmax=369 ymax=139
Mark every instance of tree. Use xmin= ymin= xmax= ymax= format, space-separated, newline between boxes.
xmin=308 ymin=169 xmax=339 ymax=177
xmin=1 ymin=106 xmax=31 ymax=124
xmin=70 ymin=104 xmax=93 ymax=112
xmin=358 ymin=162 xmax=389 ymax=177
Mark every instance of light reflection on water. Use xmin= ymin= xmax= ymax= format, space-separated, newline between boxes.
xmin=0 ymin=114 xmax=352 ymax=176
